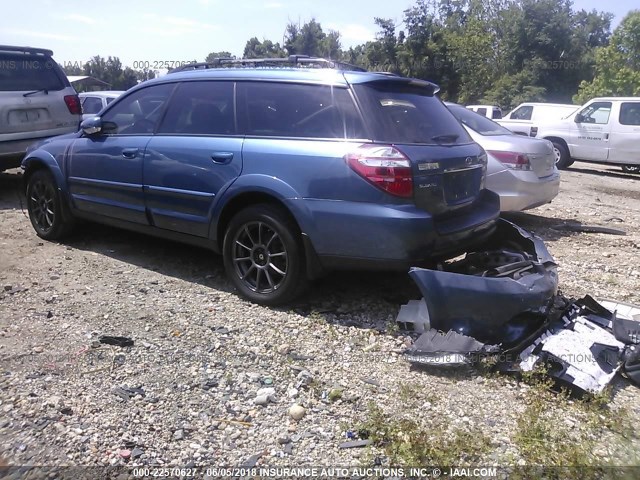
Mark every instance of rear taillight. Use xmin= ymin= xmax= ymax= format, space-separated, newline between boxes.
xmin=346 ymin=144 xmax=413 ymax=198
xmin=488 ymin=150 xmax=531 ymax=171
xmin=64 ymin=94 xmax=82 ymax=115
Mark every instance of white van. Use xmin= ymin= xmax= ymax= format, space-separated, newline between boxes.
xmin=536 ymin=97 xmax=640 ymax=173
xmin=466 ymin=105 xmax=502 ymax=120
xmin=498 ymin=103 xmax=578 ymax=136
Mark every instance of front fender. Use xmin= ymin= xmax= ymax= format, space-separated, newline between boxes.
xmin=21 ymin=150 xmax=69 ymax=194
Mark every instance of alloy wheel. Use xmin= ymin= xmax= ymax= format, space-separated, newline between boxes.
xmin=29 ymin=179 xmax=56 ymax=233
xmin=231 ymin=221 xmax=288 ymax=294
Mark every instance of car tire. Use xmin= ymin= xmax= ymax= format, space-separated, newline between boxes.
xmin=552 ymin=142 xmax=573 ymax=169
xmin=621 ymin=165 xmax=640 ymax=174
xmin=26 ymin=169 xmax=75 ymax=240
xmin=223 ymin=204 xmax=307 ymax=305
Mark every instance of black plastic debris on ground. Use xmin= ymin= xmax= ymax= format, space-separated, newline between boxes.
xmin=401 ymin=219 xmax=640 ymax=394
xmin=112 ymin=385 xmax=145 ymax=401
xmin=99 ymin=336 xmax=134 ymax=347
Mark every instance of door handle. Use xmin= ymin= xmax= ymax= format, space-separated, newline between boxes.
xmin=122 ymin=148 xmax=139 ymax=159
xmin=211 ymin=152 xmax=234 ymax=164
xmin=604 ymin=133 xmax=610 ymax=140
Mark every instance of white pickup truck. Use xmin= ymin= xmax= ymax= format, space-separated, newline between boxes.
xmin=535 ymin=97 xmax=640 ymax=173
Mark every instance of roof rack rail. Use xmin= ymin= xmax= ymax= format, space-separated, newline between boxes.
xmin=0 ymin=45 xmax=53 ymax=56
xmin=168 ymin=55 xmax=366 ymax=73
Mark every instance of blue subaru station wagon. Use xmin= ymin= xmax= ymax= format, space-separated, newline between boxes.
xmin=22 ymin=57 xmax=500 ymax=305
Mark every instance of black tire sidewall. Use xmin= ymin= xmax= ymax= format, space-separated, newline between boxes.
xmin=222 ymin=204 xmax=305 ymax=305
xmin=26 ymin=170 xmax=69 ymax=240
xmin=553 ymin=142 xmax=572 ymax=169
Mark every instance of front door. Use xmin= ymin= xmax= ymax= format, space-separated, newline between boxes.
xmin=570 ymin=101 xmax=612 ymax=161
xmin=67 ymin=83 xmax=175 ymax=223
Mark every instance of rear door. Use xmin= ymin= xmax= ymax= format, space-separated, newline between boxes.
xmin=570 ymin=101 xmax=612 ymax=161
xmin=144 ymin=81 xmax=242 ymax=237
xmin=67 ymin=83 xmax=175 ymax=223
xmin=609 ymin=101 xmax=640 ymax=164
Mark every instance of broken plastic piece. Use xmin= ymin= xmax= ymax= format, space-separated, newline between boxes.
xmin=405 ymin=329 xmax=499 ymax=367
xmin=550 ymin=224 xmax=626 ymax=235
xmin=99 ymin=336 xmax=134 ymax=347
xmin=395 ymin=299 xmax=430 ymax=332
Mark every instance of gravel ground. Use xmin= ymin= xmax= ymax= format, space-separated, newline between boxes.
xmin=1 ymin=163 xmax=639 ymax=469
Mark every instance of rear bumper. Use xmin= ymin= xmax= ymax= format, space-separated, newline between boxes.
xmin=488 ymin=169 xmax=560 ymax=212
xmin=292 ymin=189 xmax=500 ymax=270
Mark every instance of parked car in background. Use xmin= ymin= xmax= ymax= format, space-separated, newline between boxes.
xmin=0 ymin=45 xmax=81 ymax=171
xmin=534 ymin=97 xmax=640 ymax=173
xmin=21 ymin=58 xmax=500 ymax=305
xmin=466 ymin=104 xmax=502 ymax=119
xmin=498 ymin=102 xmax=578 ymax=137
xmin=79 ymin=91 xmax=125 ymax=120
xmin=447 ymin=103 xmax=559 ymax=212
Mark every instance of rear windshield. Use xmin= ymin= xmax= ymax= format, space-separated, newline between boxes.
xmin=447 ymin=104 xmax=513 ymax=136
xmin=354 ymin=81 xmax=472 ymax=145
xmin=0 ymin=53 xmax=66 ymax=91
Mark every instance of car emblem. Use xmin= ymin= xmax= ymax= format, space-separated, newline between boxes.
xmin=465 ymin=157 xmax=473 ymax=165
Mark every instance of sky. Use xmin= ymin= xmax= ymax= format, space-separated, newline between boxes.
xmin=1 ymin=0 xmax=638 ymax=71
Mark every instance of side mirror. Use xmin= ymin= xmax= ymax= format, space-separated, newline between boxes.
xmin=574 ymin=113 xmax=584 ymax=123
xmin=81 ymin=116 xmax=102 ymax=135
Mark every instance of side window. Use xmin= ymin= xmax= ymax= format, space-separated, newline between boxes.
xmin=578 ymin=102 xmax=611 ymax=125
xmin=491 ymin=108 xmax=502 ymax=119
xmin=476 ymin=107 xmax=487 ymax=116
xmin=101 ymin=83 xmax=175 ymax=135
xmin=510 ymin=106 xmax=532 ymax=120
xmin=82 ymin=97 xmax=103 ymax=115
xmin=619 ymin=102 xmax=640 ymax=126
xmin=237 ymin=82 xmax=366 ymax=139
xmin=158 ymin=81 xmax=235 ymax=135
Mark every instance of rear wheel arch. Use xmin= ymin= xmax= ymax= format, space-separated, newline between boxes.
xmin=215 ymin=192 xmax=303 ymax=251
xmin=544 ymin=136 xmax=573 ymax=169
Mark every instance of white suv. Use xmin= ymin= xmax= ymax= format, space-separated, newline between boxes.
xmin=0 ymin=45 xmax=81 ymax=171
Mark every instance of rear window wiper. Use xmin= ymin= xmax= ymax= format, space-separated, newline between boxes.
xmin=431 ymin=133 xmax=459 ymax=143
xmin=23 ymin=89 xmax=49 ymax=97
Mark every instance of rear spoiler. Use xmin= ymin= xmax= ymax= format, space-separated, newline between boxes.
xmin=0 ymin=45 xmax=53 ymax=56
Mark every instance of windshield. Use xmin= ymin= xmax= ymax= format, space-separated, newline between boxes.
xmin=447 ymin=104 xmax=513 ymax=136
xmin=0 ymin=53 xmax=65 ymax=91
xmin=354 ymin=81 xmax=472 ymax=145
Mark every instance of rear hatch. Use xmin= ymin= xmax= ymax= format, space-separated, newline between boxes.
xmin=0 ymin=50 xmax=79 ymax=140
xmin=352 ymin=79 xmax=487 ymax=217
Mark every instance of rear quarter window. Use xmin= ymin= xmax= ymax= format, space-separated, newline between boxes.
xmin=353 ymin=81 xmax=472 ymax=145
xmin=237 ymin=82 xmax=366 ymax=139
xmin=0 ymin=53 xmax=65 ymax=91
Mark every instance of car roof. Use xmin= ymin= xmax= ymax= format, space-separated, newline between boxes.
xmin=0 ymin=44 xmax=53 ymax=56
xmin=590 ymin=97 xmax=640 ymax=102
xmin=79 ymin=91 xmax=125 ymax=97
xmin=139 ymin=68 xmax=437 ymax=89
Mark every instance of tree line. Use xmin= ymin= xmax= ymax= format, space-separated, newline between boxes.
xmin=62 ymin=0 xmax=640 ymax=110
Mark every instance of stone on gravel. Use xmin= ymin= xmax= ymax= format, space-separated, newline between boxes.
xmin=289 ymin=404 xmax=305 ymax=421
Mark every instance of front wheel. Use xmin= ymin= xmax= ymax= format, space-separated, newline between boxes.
xmin=552 ymin=142 xmax=573 ymax=169
xmin=621 ymin=165 xmax=640 ymax=174
xmin=26 ymin=170 xmax=74 ymax=240
xmin=222 ymin=204 xmax=307 ymax=305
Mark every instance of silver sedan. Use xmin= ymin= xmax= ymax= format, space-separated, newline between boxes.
xmin=446 ymin=103 xmax=560 ymax=212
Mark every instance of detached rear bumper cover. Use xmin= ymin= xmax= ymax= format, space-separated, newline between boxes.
xmin=409 ymin=219 xmax=558 ymax=344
